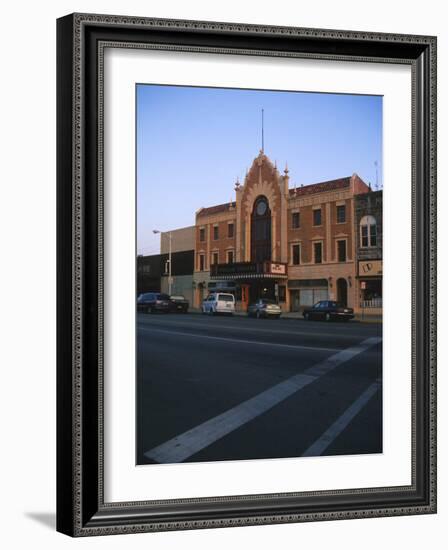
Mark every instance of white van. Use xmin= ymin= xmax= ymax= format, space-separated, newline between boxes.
xmin=201 ymin=293 xmax=235 ymax=315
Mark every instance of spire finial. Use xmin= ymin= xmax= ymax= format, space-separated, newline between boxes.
xmin=261 ymin=108 xmax=264 ymax=152
xmin=284 ymin=162 xmax=289 ymax=175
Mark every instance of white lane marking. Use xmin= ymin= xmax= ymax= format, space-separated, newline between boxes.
xmin=144 ymin=337 xmax=382 ymax=463
xmin=301 ymin=380 xmax=381 ymax=457
xmin=138 ymin=317 xmax=373 ymax=340
xmin=139 ymin=326 xmax=341 ymax=353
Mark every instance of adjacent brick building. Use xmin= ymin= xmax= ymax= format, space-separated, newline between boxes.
xmin=355 ymin=190 xmax=383 ymax=315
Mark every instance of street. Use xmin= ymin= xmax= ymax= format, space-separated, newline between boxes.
xmin=137 ymin=312 xmax=382 ymax=464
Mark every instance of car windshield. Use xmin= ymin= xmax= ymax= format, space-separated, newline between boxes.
xmin=157 ymin=294 xmax=170 ymax=300
xmin=170 ymin=296 xmax=185 ymax=300
xmin=138 ymin=293 xmax=153 ymax=301
xmin=329 ymin=301 xmax=343 ymax=308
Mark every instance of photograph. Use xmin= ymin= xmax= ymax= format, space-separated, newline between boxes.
xmin=136 ymin=84 xmax=384 ymax=465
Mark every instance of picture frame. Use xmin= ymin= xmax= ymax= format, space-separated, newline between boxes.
xmin=56 ymin=13 xmax=437 ymax=536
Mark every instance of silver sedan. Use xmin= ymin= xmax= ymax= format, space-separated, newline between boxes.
xmin=247 ymin=298 xmax=282 ymax=319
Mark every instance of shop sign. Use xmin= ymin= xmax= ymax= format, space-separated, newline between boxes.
xmin=269 ymin=262 xmax=286 ymax=275
xmin=359 ymin=260 xmax=382 ymax=276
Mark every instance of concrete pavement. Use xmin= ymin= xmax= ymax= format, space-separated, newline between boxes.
xmin=136 ymin=312 xmax=382 ymax=464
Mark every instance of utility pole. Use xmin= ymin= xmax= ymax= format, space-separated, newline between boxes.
xmin=153 ymin=229 xmax=173 ymax=295
xmin=261 ymin=108 xmax=264 ymax=152
xmin=168 ymin=231 xmax=172 ymax=295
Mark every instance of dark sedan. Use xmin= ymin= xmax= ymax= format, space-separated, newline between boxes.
xmin=137 ymin=292 xmax=171 ymax=313
xmin=302 ymin=301 xmax=354 ymax=322
xmin=169 ymin=295 xmax=189 ymax=313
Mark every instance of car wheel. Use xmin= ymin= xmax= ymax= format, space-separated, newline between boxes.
xmin=325 ymin=313 xmax=331 ymax=321
xmin=256 ymin=310 xmax=261 ymax=319
xmin=304 ymin=312 xmax=309 ymax=321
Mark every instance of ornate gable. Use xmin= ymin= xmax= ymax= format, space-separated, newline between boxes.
xmin=241 ymin=150 xmax=282 ymax=216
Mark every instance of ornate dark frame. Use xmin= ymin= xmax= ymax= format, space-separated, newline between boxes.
xmin=56 ymin=13 xmax=437 ymax=537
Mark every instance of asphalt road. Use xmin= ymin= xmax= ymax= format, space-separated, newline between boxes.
xmin=136 ymin=312 xmax=382 ymax=465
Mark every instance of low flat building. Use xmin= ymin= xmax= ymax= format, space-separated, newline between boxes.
xmin=137 ymin=254 xmax=163 ymax=296
xmin=137 ymin=226 xmax=195 ymax=305
xmin=158 ymin=226 xmax=195 ymax=305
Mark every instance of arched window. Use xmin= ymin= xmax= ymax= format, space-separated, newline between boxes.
xmin=251 ymin=196 xmax=271 ymax=262
xmin=360 ymin=215 xmax=377 ymax=247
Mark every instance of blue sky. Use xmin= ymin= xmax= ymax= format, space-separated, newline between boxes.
xmin=137 ymin=84 xmax=382 ymax=256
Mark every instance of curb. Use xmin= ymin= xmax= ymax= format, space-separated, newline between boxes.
xmin=188 ymin=309 xmax=382 ymax=324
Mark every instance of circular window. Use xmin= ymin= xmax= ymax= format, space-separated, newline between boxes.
xmin=256 ymin=199 xmax=267 ymax=216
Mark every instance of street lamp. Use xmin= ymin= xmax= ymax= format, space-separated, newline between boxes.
xmin=153 ymin=229 xmax=172 ymax=295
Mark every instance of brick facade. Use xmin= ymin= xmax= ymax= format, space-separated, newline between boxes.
xmin=191 ymin=150 xmax=372 ymax=311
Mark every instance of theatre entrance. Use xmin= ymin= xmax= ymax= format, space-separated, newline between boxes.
xmin=248 ymin=280 xmax=276 ymax=304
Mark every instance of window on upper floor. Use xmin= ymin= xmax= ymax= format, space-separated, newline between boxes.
xmin=313 ymin=208 xmax=322 ymax=226
xmin=198 ymin=254 xmax=205 ymax=271
xmin=337 ymin=205 xmax=346 ymax=223
xmin=291 ymin=212 xmax=300 ymax=229
xmin=360 ymin=215 xmax=377 ymax=247
xmin=228 ymin=223 xmax=234 ymax=238
xmin=337 ymin=240 xmax=347 ymax=262
xmin=314 ymin=242 xmax=323 ymax=264
xmin=199 ymin=227 xmax=205 ymax=242
xmin=213 ymin=225 xmax=219 ymax=240
xmin=292 ymin=244 xmax=301 ymax=265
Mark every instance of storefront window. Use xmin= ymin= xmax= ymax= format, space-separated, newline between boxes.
xmin=360 ymin=279 xmax=382 ymax=307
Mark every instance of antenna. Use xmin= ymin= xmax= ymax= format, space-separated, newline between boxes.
xmin=261 ymin=108 xmax=264 ymax=152
xmin=374 ymin=160 xmax=379 ymax=190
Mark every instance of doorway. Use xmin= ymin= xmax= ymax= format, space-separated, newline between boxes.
xmin=337 ymin=278 xmax=348 ymax=307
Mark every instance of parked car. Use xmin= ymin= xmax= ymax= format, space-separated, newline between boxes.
xmin=169 ymin=295 xmax=189 ymax=313
xmin=302 ymin=301 xmax=354 ymax=322
xmin=247 ymin=298 xmax=282 ymax=319
xmin=202 ymin=293 xmax=235 ymax=315
xmin=137 ymin=292 xmax=171 ymax=313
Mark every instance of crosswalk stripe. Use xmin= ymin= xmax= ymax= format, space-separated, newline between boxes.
xmin=144 ymin=336 xmax=381 ymax=463
xmin=302 ymin=380 xmax=381 ymax=457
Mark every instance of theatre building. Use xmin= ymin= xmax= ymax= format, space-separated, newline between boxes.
xmin=192 ymin=150 xmax=370 ymax=312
